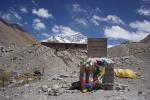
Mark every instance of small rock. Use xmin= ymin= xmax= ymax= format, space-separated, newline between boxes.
xmin=24 ymin=84 xmax=29 ymax=87
xmin=47 ymin=88 xmax=52 ymax=93
xmin=14 ymin=93 xmax=19 ymax=97
xmin=20 ymin=91 xmax=24 ymax=94
xmin=127 ymin=88 xmax=130 ymax=91
xmin=115 ymin=85 xmax=126 ymax=91
xmin=116 ymin=86 xmax=121 ymax=91
xmin=52 ymin=75 xmax=63 ymax=80
xmin=24 ymin=95 xmax=27 ymax=98
xmin=48 ymin=89 xmax=63 ymax=96
xmin=62 ymin=83 xmax=70 ymax=89
xmin=64 ymin=90 xmax=70 ymax=94
xmin=9 ymin=78 xmax=16 ymax=84
xmin=34 ymin=70 xmax=42 ymax=76
xmin=59 ymin=73 xmax=70 ymax=78
xmin=11 ymin=56 xmax=17 ymax=60
xmin=28 ymin=78 xmax=33 ymax=81
xmin=28 ymin=50 xmax=32 ymax=53
xmin=0 ymin=46 xmax=4 ymax=52
xmin=52 ymin=77 xmax=63 ymax=80
xmin=41 ymin=85 xmax=48 ymax=92
xmin=38 ymin=88 xmax=43 ymax=93
xmin=70 ymin=90 xmax=78 ymax=94
xmin=72 ymin=71 xmax=77 ymax=73
xmin=138 ymin=91 xmax=142 ymax=95
xmin=6 ymin=96 xmax=9 ymax=99
xmin=138 ymin=67 xmax=141 ymax=70
xmin=56 ymin=89 xmax=64 ymax=96
xmin=70 ymin=74 xmax=78 ymax=78
xmin=121 ymin=85 xmax=126 ymax=90
xmin=17 ymin=80 xmax=24 ymax=84
xmin=26 ymin=67 xmax=30 ymax=70
xmin=52 ymin=84 xmax=60 ymax=90
xmin=65 ymin=69 xmax=70 ymax=72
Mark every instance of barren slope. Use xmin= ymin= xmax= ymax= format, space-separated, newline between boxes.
xmin=0 ymin=19 xmax=37 ymax=47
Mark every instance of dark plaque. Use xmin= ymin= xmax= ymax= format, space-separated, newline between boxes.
xmin=88 ymin=38 xmax=107 ymax=57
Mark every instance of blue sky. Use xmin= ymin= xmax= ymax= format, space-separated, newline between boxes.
xmin=0 ymin=0 xmax=150 ymax=46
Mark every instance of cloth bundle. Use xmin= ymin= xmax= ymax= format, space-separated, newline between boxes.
xmin=79 ymin=58 xmax=113 ymax=93
xmin=114 ymin=68 xmax=136 ymax=78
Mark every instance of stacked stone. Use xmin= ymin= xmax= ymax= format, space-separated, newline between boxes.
xmin=79 ymin=58 xmax=114 ymax=92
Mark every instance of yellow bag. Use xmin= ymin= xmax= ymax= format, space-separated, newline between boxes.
xmin=114 ymin=68 xmax=124 ymax=77
xmin=114 ymin=68 xmax=136 ymax=78
xmin=123 ymin=69 xmax=136 ymax=78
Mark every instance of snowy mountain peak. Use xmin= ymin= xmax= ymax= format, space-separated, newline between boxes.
xmin=42 ymin=25 xmax=87 ymax=44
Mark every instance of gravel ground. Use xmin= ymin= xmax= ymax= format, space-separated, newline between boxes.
xmin=0 ymin=43 xmax=150 ymax=100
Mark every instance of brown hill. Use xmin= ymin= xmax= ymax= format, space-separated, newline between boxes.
xmin=108 ymin=34 xmax=150 ymax=63
xmin=0 ymin=18 xmax=37 ymax=47
xmin=141 ymin=34 xmax=150 ymax=43
xmin=108 ymin=43 xmax=150 ymax=59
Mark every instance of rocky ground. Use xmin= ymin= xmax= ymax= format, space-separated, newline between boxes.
xmin=0 ymin=18 xmax=150 ymax=100
xmin=0 ymin=42 xmax=150 ymax=100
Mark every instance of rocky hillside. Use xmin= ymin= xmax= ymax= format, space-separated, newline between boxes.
xmin=141 ymin=34 xmax=150 ymax=43
xmin=0 ymin=18 xmax=37 ymax=47
xmin=1 ymin=41 xmax=150 ymax=100
xmin=108 ymin=34 xmax=150 ymax=59
xmin=0 ymin=18 xmax=87 ymax=81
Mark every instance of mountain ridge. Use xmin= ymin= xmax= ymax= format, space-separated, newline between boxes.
xmin=42 ymin=29 xmax=87 ymax=44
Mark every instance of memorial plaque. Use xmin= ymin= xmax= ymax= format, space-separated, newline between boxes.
xmin=87 ymin=38 xmax=114 ymax=90
xmin=88 ymin=38 xmax=107 ymax=57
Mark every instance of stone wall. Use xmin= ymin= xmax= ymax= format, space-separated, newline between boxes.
xmin=41 ymin=42 xmax=87 ymax=50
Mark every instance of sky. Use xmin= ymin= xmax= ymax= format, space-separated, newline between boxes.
xmin=0 ymin=0 xmax=150 ymax=46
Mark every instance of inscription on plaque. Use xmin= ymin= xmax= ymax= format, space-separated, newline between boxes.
xmin=88 ymin=38 xmax=107 ymax=57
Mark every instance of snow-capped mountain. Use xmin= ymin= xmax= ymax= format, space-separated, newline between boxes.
xmin=42 ymin=25 xmax=87 ymax=44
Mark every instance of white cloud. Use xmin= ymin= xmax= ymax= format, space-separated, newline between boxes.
xmin=104 ymin=26 xmax=149 ymax=42
xmin=71 ymin=4 xmax=101 ymax=26
xmin=32 ymin=18 xmax=46 ymax=30
xmin=41 ymin=33 xmax=50 ymax=37
xmin=105 ymin=15 xmax=125 ymax=25
xmin=20 ymin=7 xmax=28 ymax=13
xmin=1 ymin=13 xmax=11 ymax=21
xmin=13 ymin=13 xmax=21 ymax=20
xmin=92 ymin=15 xmax=101 ymax=21
xmin=90 ymin=15 xmax=124 ymax=26
xmin=32 ymin=0 xmax=37 ymax=5
xmin=129 ymin=20 xmax=150 ymax=32
xmin=9 ymin=8 xmax=22 ymax=20
xmin=137 ymin=8 xmax=150 ymax=16
xmin=32 ymin=8 xmax=53 ymax=18
xmin=75 ymin=18 xmax=87 ymax=26
xmin=72 ymin=3 xmax=87 ymax=13
xmin=90 ymin=15 xmax=101 ymax=26
xmin=52 ymin=25 xmax=81 ymax=36
xmin=0 ymin=8 xmax=21 ymax=23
